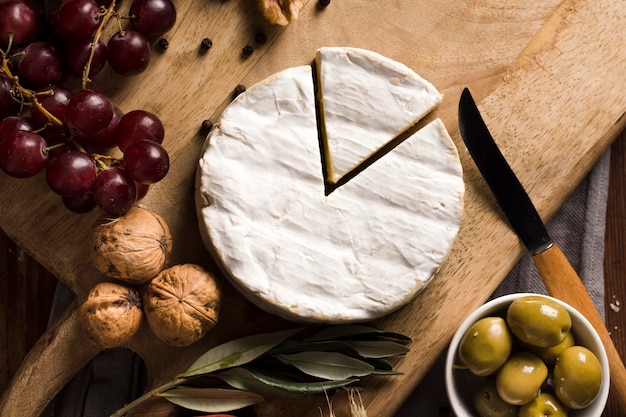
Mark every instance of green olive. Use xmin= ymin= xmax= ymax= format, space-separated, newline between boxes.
xmin=496 ymin=351 xmax=548 ymax=405
xmin=554 ymin=345 xmax=602 ymax=409
xmin=526 ymin=331 xmax=575 ymax=365
xmin=458 ymin=316 xmax=513 ymax=376
xmin=473 ymin=378 xmax=518 ymax=417
xmin=518 ymin=393 xmax=567 ymax=417
xmin=506 ymin=295 xmax=572 ymax=347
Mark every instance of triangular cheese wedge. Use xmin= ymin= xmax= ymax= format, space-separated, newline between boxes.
xmin=315 ymin=47 xmax=443 ymax=184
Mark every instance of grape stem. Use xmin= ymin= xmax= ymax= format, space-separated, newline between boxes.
xmin=0 ymin=32 xmax=13 ymax=55
xmin=71 ymin=139 xmax=121 ymax=169
xmin=83 ymin=1 xmax=118 ymax=89
xmin=92 ymin=153 xmax=119 ymax=170
xmin=43 ymin=142 xmax=68 ymax=153
xmin=0 ymin=49 xmax=64 ymax=127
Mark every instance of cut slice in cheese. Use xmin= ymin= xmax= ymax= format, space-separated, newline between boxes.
xmin=315 ymin=47 xmax=443 ymax=185
xmin=195 ymin=56 xmax=464 ymax=324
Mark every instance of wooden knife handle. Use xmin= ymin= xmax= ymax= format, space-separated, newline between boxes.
xmin=533 ymin=242 xmax=626 ymax=413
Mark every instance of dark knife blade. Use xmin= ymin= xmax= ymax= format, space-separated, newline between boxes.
xmin=458 ymin=87 xmax=626 ymax=412
xmin=458 ymin=87 xmax=552 ymax=255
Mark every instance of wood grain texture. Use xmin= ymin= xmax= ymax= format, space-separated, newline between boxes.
xmin=2 ymin=0 xmax=626 ymax=416
xmin=0 ymin=231 xmax=56 ymax=395
xmin=604 ymin=130 xmax=626 ymax=417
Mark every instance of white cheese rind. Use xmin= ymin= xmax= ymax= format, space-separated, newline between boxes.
xmin=196 ymin=63 xmax=464 ymax=324
xmin=316 ymin=46 xmax=443 ymax=183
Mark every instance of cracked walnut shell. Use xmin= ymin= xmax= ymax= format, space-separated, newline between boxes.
xmin=78 ymin=281 xmax=143 ymax=349
xmin=256 ymin=0 xmax=305 ymax=26
xmin=143 ymin=264 xmax=221 ymax=347
xmin=90 ymin=206 xmax=173 ymax=284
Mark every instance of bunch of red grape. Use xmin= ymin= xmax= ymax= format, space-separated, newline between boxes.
xmin=0 ymin=0 xmax=176 ymax=215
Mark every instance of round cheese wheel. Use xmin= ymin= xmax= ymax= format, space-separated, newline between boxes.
xmin=196 ymin=51 xmax=464 ymax=324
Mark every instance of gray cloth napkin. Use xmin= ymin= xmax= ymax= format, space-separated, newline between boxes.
xmin=42 ymin=150 xmax=610 ymax=417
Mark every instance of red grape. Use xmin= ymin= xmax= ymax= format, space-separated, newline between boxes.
xmin=16 ymin=41 xmax=64 ymax=88
xmin=0 ymin=130 xmax=48 ymax=178
xmin=46 ymin=148 xmax=97 ymax=196
xmin=79 ymin=106 xmax=123 ymax=150
xmin=116 ymin=109 xmax=164 ymax=151
xmin=0 ymin=0 xmax=171 ymax=216
xmin=94 ymin=0 xmax=114 ymax=6
xmin=39 ymin=125 xmax=70 ymax=146
xmin=93 ymin=166 xmax=137 ymax=215
xmin=65 ymin=37 xmax=108 ymax=78
xmin=123 ymin=140 xmax=169 ymax=184
xmin=135 ymin=181 xmax=149 ymax=200
xmin=106 ymin=30 xmax=151 ymax=76
xmin=50 ymin=0 xmax=102 ymax=41
xmin=64 ymin=89 xmax=114 ymax=136
xmin=0 ymin=116 xmax=35 ymax=139
xmin=31 ymin=85 xmax=73 ymax=127
xmin=0 ymin=0 xmax=38 ymax=48
xmin=62 ymin=192 xmax=97 ymax=213
xmin=0 ymin=72 xmax=20 ymax=119
xmin=130 ymin=0 xmax=177 ymax=37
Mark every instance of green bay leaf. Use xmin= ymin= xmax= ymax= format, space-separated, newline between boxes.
xmin=268 ymin=340 xmax=360 ymax=356
xmin=157 ymin=387 xmax=263 ymax=413
xmin=364 ymin=357 xmax=393 ymax=370
xmin=181 ymin=328 xmax=302 ymax=377
xmin=246 ymin=368 xmax=358 ymax=394
xmin=306 ymin=325 xmax=412 ymax=344
xmin=275 ymin=351 xmax=374 ymax=380
xmin=216 ymin=367 xmax=300 ymax=400
xmin=372 ymin=331 xmax=412 ymax=344
xmin=345 ymin=340 xmax=410 ymax=358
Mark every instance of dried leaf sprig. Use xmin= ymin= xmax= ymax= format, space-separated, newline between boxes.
xmin=110 ymin=325 xmax=411 ymax=416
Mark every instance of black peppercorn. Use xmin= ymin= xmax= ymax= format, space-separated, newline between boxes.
xmin=254 ymin=32 xmax=267 ymax=45
xmin=232 ymin=84 xmax=246 ymax=100
xmin=158 ymin=38 xmax=169 ymax=50
xmin=201 ymin=38 xmax=213 ymax=50
xmin=201 ymin=119 xmax=214 ymax=132
xmin=242 ymin=45 xmax=254 ymax=56
xmin=318 ymin=0 xmax=330 ymax=7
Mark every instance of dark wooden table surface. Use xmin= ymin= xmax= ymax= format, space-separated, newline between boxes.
xmin=1 ymin=131 xmax=626 ymax=416
xmin=602 ymin=130 xmax=626 ymax=417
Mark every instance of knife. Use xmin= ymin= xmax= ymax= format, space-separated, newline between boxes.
xmin=458 ymin=87 xmax=626 ymax=412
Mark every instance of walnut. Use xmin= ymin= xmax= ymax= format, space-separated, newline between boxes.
xmin=256 ymin=0 xmax=305 ymax=26
xmin=78 ymin=281 xmax=143 ymax=349
xmin=90 ymin=206 xmax=173 ymax=284
xmin=143 ymin=264 xmax=221 ymax=347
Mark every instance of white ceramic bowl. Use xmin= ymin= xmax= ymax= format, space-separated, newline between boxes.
xmin=445 ymin=293 xmax=610 ymax=417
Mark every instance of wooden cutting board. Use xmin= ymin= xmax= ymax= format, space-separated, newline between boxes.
xmin=2 ymin=0 xmax=626 ymax=416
